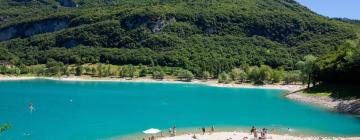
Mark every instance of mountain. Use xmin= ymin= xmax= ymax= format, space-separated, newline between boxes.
xmin=0 ymin=0 xmax=358 ymax=75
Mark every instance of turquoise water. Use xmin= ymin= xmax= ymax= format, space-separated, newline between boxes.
xmin=0 ymin=79 xmax=359 ymax=140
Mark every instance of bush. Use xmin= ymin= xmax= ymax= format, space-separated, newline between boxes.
xmin=152 ymin=70 xmax=165 ymax=79
xmin=201 ymin=71 xmax=210 ymax=80
xmin=230 ymin=68 xmax=241 ymax=81
xmin=218 ymin=72 xmax=230 ymax=83
xmin=75 ymin=65 xmax=83 ymax=76
xmin=178 ymin=70 xmax=194 ymax=82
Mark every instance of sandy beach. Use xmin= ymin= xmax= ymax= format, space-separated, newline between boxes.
xmin=158 ymin=132 xmax=360 ymax=140
xmin=0 ymin=75 xmax=305 ymax=92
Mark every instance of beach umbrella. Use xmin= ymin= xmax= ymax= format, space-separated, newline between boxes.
xmin=143 ymin=128 xmax=161 ymax=134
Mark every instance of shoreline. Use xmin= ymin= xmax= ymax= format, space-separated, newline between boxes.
xmin=2 ymin=75 xmax=359 ymax=114
xmin=0 ymin=75 xmax=305 ymax=92
xmin=286 ymin=91 xmax=360 ymax=115
xmin=157 ymin=131 xmax=360 ymax=140
xmin=114 ymin=126 xmax=360 ymax=140
xmin=1 ymin=75 xmax=360 ymax=139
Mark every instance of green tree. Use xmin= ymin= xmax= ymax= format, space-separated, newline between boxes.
xmin=259 ymin=65 xmax=273 ymax=83
xmin=218 ymin=72 xmax=230 ymax=83
xmin=298 ymin=55 xmax=317 ymax=88
xmin=91 ymin=67 xmax=97 ymax=75
xmin=84 ymin=67 xmax=91 ymax=74
xmin=249 ymin=65 xmax=273 ymax=84
xmin=45 ymin=59 xmax=64 ymax=76
xmin=178 ymin=70 xmax=194 ymax=82
xmin=0 ymin=66 xmax=8 ymax=74
xmin=104 ymin=65 xmax=111 ymax=77
xmin=97 ymin=64 xmax=103 ymax=77
xmin=62 ymin=65 xmax=70 ymax=76
xmin=248 ymin=66 xmax=260 ymax=83
xmin=240 ymin=62 xmax=250 ymax=73
xmin=271 ymin=68 xmax=285 ymax=83
xmin=239 ymin=71 xmax=248 ymax=83
xmin=75 ymin=65 xmax=83 ymax=76
xmin=18 ymin=64 xmax=29 ymax=74
xmin=120 ymin=65 xmax=135 ymax=78
xmin=152 ymin=70 xmax=165 ymax=80
xmin=229 ymin=68 xmax=241 ymax=81
xmin=201 ymin=71 xmax=211 ymax=80
xmin=284 ymin=71 xmax=301 ymax=84
xmin=139 ymin=69 xmax=147 ymax=77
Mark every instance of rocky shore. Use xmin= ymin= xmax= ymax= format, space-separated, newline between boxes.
xmin=286 ymin=92 xmax=360 ymax=115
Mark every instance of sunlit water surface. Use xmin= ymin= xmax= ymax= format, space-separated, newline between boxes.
xmin=0 ymin=79 xmax=359 ymax=140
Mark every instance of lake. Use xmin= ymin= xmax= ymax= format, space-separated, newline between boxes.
xmin=0 ymin=79 xmax=359 ymax=140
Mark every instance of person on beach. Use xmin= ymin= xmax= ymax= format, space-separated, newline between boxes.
xmin=201 ymin=127 xmax=206 ymax=135
xmin=262 ymin=128 xmax=267 ymax=138
xmin=250 ymin=126 xmax=257 ymax=139
xmin=192 ymin=134 xmax=197 ymax=139
xmin=260 ymin=130 xmax=265 ymax=139
xmin=168 ymin=128 xmax=172 ymax=135
xmin=211 ymin=125 xmax=215 ymax=133
xmin=250 ymin=126 xmax=255 ymax=134
xmin=172 ymin=125 xmax=176 ymax=136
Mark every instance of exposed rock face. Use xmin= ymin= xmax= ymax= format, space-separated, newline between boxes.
xmin=122 ymin=15 xmax=175 ymax=33
xmin=151 ymin=19 xmax=166 ymax=33
xmin=286 ymin=92 xmax=360 ymax=115
xmin=58 ymin=0 xmax=77 ymax=7
xmin=336 ymin=100 xmax=360 ymax=114
xmin=0 ymin=19 xmax=70 ymax=42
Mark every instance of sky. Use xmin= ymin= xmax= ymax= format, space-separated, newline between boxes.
xmin=295 ymin=0 xmax=360 ymax=20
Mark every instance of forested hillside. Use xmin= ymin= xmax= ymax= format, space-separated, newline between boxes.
xmin=0 ymin=0 xmax=358 ymax=76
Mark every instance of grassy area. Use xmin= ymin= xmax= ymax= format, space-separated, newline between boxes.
xmin=303 ymin=84 xmax=360 ymax=99
xmin=302 ymin=92 xmax=331 ymax=97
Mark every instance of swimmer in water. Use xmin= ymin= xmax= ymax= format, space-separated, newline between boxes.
xmin=70 ymin=99 xmax=73 ymax=103
xmin=29 ymin=102 xmax=34 ymax=113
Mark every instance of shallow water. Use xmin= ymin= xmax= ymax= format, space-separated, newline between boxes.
xmin=0 ymin=79 xmax=359 ymax=140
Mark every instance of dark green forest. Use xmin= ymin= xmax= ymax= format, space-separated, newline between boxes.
xmin=0 ymin=0 xmax=359 ymax=86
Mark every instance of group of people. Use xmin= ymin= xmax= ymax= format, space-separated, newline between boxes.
xmin=143 ymin=125 xmax=270 ymax=140
xmin=250 ymin=126 xmax=268 ymax=140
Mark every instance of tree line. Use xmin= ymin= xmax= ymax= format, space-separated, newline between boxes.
xmin=0 ymin=59 xmax=306 ymax=85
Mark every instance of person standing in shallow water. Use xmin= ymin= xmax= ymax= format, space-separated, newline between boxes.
xmin=172 ymin=125 xmax=176 ymax=136
xmin=202 ymin=127 xmax=206 ymax=135
xmin=211 ymin=126 xmax=215 ymax=133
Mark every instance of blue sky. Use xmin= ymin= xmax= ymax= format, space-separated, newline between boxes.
xmin=296 ymin=0 xmax=360 ymax=19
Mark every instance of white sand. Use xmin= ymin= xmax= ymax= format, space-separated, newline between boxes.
xmin=158 ymin=132 xmax=360 ymax=140
xmin=0 ymin=75 xmax=305 ymax=92
xmin=0 ymin=76 xmax=39 ymax=81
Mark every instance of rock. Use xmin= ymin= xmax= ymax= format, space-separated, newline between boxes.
xmin=0 ymin=19 xmax=70 ymax=42
xmin=336 ymin=100 xmax=360 ymax=114
xmin=58 ymin=0 xmax=78 ymax=7
xmin=151 ymin=18 xmax=166 ymax=33
xmin=122 ymin=15 xmax=175 ymax=32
